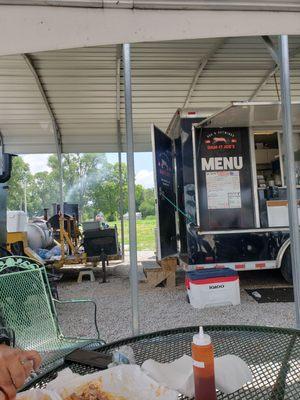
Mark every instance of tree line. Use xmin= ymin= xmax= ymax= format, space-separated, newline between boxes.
xmin=8 ymin=154 xmax=155 ymax=221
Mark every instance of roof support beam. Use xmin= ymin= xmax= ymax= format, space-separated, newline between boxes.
xmin=22 ymin=53 xmax=62 ymax=155
xmin=249 ymin=46 xmax=300 ymax=101
xmin=261 ymin=35 xmax=280 ymax=64
xmin=183 ymin=38 xmax=225 ymax=108
xmin=22 ymin=53 xmax=64 ymax=210
xmin=249 ymin=65 xmax=279 ymax=101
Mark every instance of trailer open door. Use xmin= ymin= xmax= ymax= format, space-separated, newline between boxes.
xmin=151 ymin=124 xmax=177 ymax=259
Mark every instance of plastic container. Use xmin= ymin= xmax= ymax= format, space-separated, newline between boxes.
xmin=7 ymin=211 xmax=28 ymax=232
xmin=192 ymin=327 xmax=216 ymax=400
xmin=186 ymin=268 xmax=240 ymax=309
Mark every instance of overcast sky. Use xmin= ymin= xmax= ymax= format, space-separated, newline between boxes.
xmin=22 ymin=152 xmax=154 ymax=189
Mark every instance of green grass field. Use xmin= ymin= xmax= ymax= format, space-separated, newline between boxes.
xmin=111 ymin=216 xmax=156 ymax=251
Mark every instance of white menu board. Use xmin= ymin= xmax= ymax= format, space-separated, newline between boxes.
xmin=206 ymin=171 xmax=241 ymax=209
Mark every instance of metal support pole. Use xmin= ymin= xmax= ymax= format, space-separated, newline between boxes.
xmin=0 ymin=183 xmax=8 ymax=250
xmin=117 ymin=126 xmax=125 ymax=261
xmin=116 ymin=51 xmax=125 ymax=261
xmin=53 ymin=123 xmax=64 ymax=215
xmin=123 ymin=43 xmax=140 ymax=335
xmin=0 ymin=132 xmax=8 ymax=250
xmin=58 ymin=151 xmax=64 ymax=215
xmin=24 ymin=177 xmax=27 ymax=214
xmin=279 ymin=35 xmax=300 ymax=328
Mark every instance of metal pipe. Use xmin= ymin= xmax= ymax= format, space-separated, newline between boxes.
xmin=183 ymin=38 xmax=225 ymax=108
xmin=0 ymin=183 xmax=8 ymax=249
xmin=56 ymin=139 xmax=64 ymax=216
xmin=249 ymin=128 xmax=260 ymax=228
xmin=249 ymin=46 xmax=300 ymax=101
xmin=24 ymin=177 xmax=27 ymax=215
xmin=279 ymin=34 xmax=300 ymax=328
xmin=261 ymin=36 xmax=280 ymax=65
xmin=123 ymin=43 xmax=140 ymax=335
xmin=117 ymin=123 xmax=125 ymax=261
xmin=116 ymin=50 xmax=125 ymax=261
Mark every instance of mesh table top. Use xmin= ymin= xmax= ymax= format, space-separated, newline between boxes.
xmin=27 ymin=325 xmax=300 ymax=399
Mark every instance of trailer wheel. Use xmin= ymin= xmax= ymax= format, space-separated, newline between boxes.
xmin=280 ymin=247 xmax=293 ymax=284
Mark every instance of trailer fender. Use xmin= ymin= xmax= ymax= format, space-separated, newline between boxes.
xmin=276 ymin=239 xmax=291 ymax=268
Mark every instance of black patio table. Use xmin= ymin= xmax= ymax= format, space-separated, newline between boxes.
xmin=26 ymin=325 xmax=300 ymax=399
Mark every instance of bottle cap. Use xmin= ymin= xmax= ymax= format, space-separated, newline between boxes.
xmin=193 ymin=326 xmax=211 ymax=346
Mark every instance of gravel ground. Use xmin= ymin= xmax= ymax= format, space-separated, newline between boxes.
xmin=56 ymin=251 xmax=296 ymax=343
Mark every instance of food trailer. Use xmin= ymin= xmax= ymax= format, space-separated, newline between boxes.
xmin=152 ymin=101 xmax=300 ymax=283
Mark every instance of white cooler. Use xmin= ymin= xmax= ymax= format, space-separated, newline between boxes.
xmin=186 ymin=268 xmax=240 ymax=309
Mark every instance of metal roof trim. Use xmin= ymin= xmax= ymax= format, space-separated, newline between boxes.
xmin=1 ymin=0 xmax=300 ymax=11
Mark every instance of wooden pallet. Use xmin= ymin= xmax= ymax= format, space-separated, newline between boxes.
xmin=143 ymin=257 xmax=177 ymax=288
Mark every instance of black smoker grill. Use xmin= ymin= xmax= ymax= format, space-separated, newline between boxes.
xmin=83 ymin=226 xmax=119 ymax=283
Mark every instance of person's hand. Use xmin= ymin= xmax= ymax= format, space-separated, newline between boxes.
xmin=0 ymin=344 xmax=42 ymax=399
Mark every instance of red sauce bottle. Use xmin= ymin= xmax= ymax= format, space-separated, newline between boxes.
xmin=192 ymin=327 xmax=217 ymax=400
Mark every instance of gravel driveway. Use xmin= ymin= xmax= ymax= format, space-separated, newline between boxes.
xmin=56 ymin=251 xmax=296 ymax=343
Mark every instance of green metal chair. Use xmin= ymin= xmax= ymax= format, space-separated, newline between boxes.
xmin=0 ymin=256 xmax=105 ymax=375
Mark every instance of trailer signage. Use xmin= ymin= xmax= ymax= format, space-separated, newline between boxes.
xmin=201 ymin=156 xmax=243 ymax=171
xmin=209 ymin=284 xmax=225 ymax=289
xmin=194 ymin=126 xmax=254 ymax=229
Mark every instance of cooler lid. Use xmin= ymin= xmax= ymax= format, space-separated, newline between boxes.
xmin=187 ymin=268 xmax=238 ymax=281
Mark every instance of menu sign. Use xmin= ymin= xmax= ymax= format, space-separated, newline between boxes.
xmin=195 ymin=127 xmax=254 ymax=230
xmin=206 ymin=171 xmax=241 ymax=210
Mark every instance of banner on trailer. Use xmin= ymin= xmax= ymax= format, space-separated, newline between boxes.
xmin=194 ymin=127 xmax=254 ymax=230
xmin=152 ymin=125 xmax=177 ymax=259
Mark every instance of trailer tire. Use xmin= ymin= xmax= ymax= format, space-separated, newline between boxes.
xmin=280 ymin=247 xmax=293 ymax=284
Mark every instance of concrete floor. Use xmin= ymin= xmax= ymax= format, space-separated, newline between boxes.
xmin=56 ymin=251 xmax=296 ymax=343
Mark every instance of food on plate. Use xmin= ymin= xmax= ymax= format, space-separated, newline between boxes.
xmin=64 ymin=381 xmax=126 ymax=400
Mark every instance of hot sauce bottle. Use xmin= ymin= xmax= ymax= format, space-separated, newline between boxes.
xmin=192 ymin=327 xmax=217 ymax=400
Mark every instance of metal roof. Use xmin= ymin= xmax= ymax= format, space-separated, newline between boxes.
xmin=1 ymin=35 xmax=300 ymax=154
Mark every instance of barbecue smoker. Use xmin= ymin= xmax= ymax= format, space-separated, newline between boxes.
xmin=152 ymin=102 xmax=300 ymax=283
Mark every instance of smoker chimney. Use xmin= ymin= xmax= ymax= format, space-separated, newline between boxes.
xmin=43 ymin=208 xmax=49 ymax=221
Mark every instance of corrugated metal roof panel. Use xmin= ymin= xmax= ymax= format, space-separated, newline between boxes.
xmin=1 ymin=36 xmax=300 ymax=154
xmin=0 ymin=54 xmax=53 ymax=154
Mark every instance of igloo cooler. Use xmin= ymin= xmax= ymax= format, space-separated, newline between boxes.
xmin=186 ymin=268 xmax=240 ymax=309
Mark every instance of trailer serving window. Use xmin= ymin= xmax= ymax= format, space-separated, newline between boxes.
xmin=278 ymin=131 xmax=300 ymax=186
xmin=254 ymin=131 xmax=281 ymax=187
